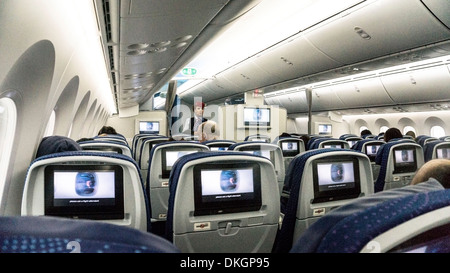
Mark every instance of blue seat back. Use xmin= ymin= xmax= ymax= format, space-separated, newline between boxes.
xmin=423 ymin=140 xmax=450 ymax=162
xmin=290 ymin=179 xmax=447 ymax=253
xmin=22 ymin=151 xmax=150 ymax=232
xmin=374 ymin=140 xmax=424 ymax=192
xmin=273 ymin=148 xmax=374 ymax=253
xmin=146 ymin=141 xmax=209 ymax=223
xmin=0 ymin=216 xmax=179 ymax=253
xmin=229 ymin=142 xmax=285 ymax=195
xmin=165 ymin=151 xmax=280 ymax=253
xmin=79 ymin=140 xmax=132 ymax=158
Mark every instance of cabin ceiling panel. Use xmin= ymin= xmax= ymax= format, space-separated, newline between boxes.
xmin=220 ymin=60 xmax=282 ymax=92
xmin=304 ymin=0 xmax=450 ymax=65
xmin=253 ymin=35 xmax=342 ymax=85
xmin=275 ymin=91 xmax=309 ymax=113
xmin=381 ymin=65 xmax=450 ymax=104
xmin=311 ymin=86 xmax=346 ymax=112
xmin=115 ymin=0 xmax=233 ymax=108
xmin=333 ymin=77 xmax=394 ymax=108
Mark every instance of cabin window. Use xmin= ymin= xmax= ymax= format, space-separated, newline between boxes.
xmin=430 ymin=126 xmax=445 ymax=138
xmin=403 ymin=126 xmax=416 ymax=136
xmin=379 ymin=126 xmax=389 ymax=134
xmin=0 ymin=97 xmax=17 ymax=198
xmin=43 ymin=110 xmax=56 ymax=137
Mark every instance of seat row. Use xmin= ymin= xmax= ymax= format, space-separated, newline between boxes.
xmin=14 ymin=133 xmax=450 ymax=253
xmin=15 ymin=144 xmax=450 ymax=253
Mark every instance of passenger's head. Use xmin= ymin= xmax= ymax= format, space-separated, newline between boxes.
xmin=411 ymin=159 xmax=450 ymax=189
xmin=405 ymin=130 xmax=416 ymax=139
xmin=383 ymin=127 xmax=403 ymax=142
xmin=279 ymin=132 xmax=291 ymax=138
xmin=197 ymin=120 xmax=219 ymax=142
xmin=36 ymin=135 xmax=82 ymax=158
xmin=193 ymin=102 xmax=206 ymax=117
xmin=299 ymin=135 xmax=311 ymax=149
xmin=77 ymin=137 xmax=94 ymax=143
xmin=360 ymin=129 xmax=372 ymax=136
xmin=98 ymin=126 xmax=117 ymax=136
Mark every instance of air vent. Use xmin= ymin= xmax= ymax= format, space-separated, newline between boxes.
xmin=108 ymin=46 xmax=114 ymax=70
xmin=102 ymin=0 xmax=112 ymax=42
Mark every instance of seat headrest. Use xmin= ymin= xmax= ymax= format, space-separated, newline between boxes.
xmin=0 ymin=216 xmax=179 ymax=253
xmin=35 ymin=136 xmax=82 ymax=158
xmin=290 ymin=179 xmax=446 ymax=253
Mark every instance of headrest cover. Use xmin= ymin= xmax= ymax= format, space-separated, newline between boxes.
xmin=36 ymin=136 xmax=82 ymax=158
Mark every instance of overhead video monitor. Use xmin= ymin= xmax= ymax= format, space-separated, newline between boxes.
xmin=161 ymin=147 xmax=203 ymax=178
xmin=139 ymin=121 xmax=160 ymax=134
xmin=365 ymin=144 xmax=381 ymax=161
xmin=436 ymin=146 xmax=450 ymax=159
xmin=393 ymin=147 xmax=417 ymax=174
xmin=44 ymin=165 xmax=124 ymax=220
xmin=312 ymin=156 xmax=361 ymax=203
xmin=193 ymin=162 xmax=262 ymax=216
xmin=318 ymin=124 xmax=332 ymax=135
xmin=280 ymin=140 xmax=300 ymax=157
xmin=243 ymin=106 xmax=270 ymax=127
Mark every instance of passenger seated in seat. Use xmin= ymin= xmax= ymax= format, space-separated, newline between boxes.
xmin=360 ymin=129 xmax=372 ymax=137
xmin=383 ymin=127 xmax=403 ymax=142
xmin=35 ymin=135 xmax=82 ymax=158
xmin=98 ymin=125 xmax=118 ymax=136
xmin=410 ymin=159 xmax=450 ymax=188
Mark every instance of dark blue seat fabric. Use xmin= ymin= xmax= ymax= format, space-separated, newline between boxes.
xmin=352 ymin=139 xmax=381 ymax=152
xmin=164 ymin=151 xmax=269 ymax=241
xmin=29 ymin=151 xmax=152 ymax=232
xmin=374 ymin=139 xmax=418 ymax=192
xmin=35 ymin=135 xmax=81 ymax=158
xmin=273 ymin=148 xmax=345 ymax=253
xmin=339 ymin=134 xmax=358 ymax=140
xmin=423 ymin=140 xmax=449 ymax=162
xmin=307 ymin=137 xmax=333 ymax=150
xmin=290 ymin=179 xmax=446 ymax=253
xmin=0 ymin=216 xmax=179 ymax=253
xmin=79 ymin=140 xmax=132 ymax=157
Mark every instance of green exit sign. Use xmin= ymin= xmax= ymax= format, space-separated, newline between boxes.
xmin=182 ymin=67 xmax=197 ymax=76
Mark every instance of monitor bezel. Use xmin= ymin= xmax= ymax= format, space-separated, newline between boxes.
xmin=139 ymin=120 xmax=160 ymax=134
xmin=280 ymin=139 xmax=300 ymax=157
xmin=243 ymin=106 xmax=271 ymax=127
xmin=44 ymin=164 xmax=124 ymax=220
xmin=392 ymin=146 xmax=417 ymax=174
xmin=364 ymin=143 xmax=382 ymax=161
xmin=161 ymin=146 xmax=204 ymax=178
xmin=312 ymin=156 xmax=361 ymax=203
xmin=193 ymin=161 xmax=262 ymax=216
xmin=318 ymin=124 xmax=332 ymax=135
xmin=435 ymin=144 xmax=450 ymax=159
